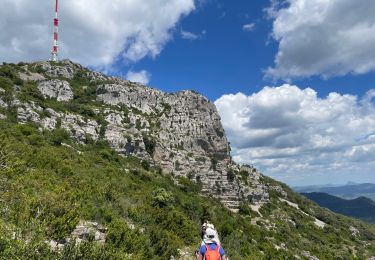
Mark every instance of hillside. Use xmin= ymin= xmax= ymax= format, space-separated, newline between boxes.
xmin=302 ymin=192 xmax=375 ymax=224
xmin=296 ymin=183 xmax=375 ymax=201
xmin=1 ymin=60 xmax=375 ymax=259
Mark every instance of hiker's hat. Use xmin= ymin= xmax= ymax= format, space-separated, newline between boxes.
xmin=204 ymin=227 xmax=219 ymax=244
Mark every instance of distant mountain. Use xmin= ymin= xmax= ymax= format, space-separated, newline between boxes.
xmin=295 ymin=183 xmax=375 ymax=201
xmin=302 ymin=192 xmax=375 ymax=223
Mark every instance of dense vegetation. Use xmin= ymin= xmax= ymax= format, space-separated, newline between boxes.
xmin=1 ymin=61 xmax=375 ymax=259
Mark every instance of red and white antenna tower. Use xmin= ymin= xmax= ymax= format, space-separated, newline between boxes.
xmin=51 ymin=0 xmax=59 ymax=61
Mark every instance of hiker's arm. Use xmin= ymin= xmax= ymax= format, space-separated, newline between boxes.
xmin=221 ymin=256 xmax=227 ymax=260
xmin=195 ymin=250 xmax=203 ymax=260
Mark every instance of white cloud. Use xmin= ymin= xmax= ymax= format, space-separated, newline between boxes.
xmin=242 ymin=23 xmax=255 ymax=32
xmin=180 ymin=29 xmax=206 ymax=40
xmin=126 ymin=70 xmax=151 ymax=85
xmin=215 ymin=85 xmax=375 ymax=183
xmin=0 ymin=0 xmax=195 ymax=68
xmin=266 ymin=0 xmax=375 ymax=80
xmin=181 ymin=30 xmax=199 ymax=40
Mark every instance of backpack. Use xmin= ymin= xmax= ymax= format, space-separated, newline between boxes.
xmin=205 ymin=244 xmax=221 ymax=260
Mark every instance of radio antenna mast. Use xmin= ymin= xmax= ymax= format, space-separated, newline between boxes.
xmin=51 ymin=0 xmax=59 ymax=61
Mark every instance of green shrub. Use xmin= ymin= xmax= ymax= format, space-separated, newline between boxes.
xmin=227 ymin=169 xmax=235 ymax=182
xmin=50 ymin=128 xmax=70 ymax=146
xmin=143 ymin=134 xmax=156 ymax=156
xmin=19 ymin=81 xmax=44 ymax=101
xmin=174 ymin=160 xmax=180 ymax=171
xmin=141 ymin=160 xmax=150 ymax=171
xmin=152 ymin=188 xmax=174 ymax=207
xmin=178 ymin=177 xmax=202 ymax=193
xmin=211 ymin=158 xmax=218 ymax=171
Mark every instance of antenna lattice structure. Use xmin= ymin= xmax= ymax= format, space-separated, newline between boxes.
xmin=51 ymin=0 xmax=59 ymax=61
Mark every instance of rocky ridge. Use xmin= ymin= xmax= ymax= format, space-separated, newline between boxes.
xmin=0 ymin=60 xmax=282 ymax=211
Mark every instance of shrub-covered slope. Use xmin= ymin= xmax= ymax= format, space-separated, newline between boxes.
xmin=1 ymin=122 xmax=375 ymax=259
xmin=0 ymin=61 xmax=375 ymax=259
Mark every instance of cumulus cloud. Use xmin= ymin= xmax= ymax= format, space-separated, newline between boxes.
xmin=242 ymin=23 xmax=255 ymax=32
xmin=266 ymin=0 xmax=375 ymax=80
xmin=0 ymin=0 xmax=195 ymax=68
xmin=215 ymin=85 xmax=375 ymax=182
xmin=126 ymin=70 xmax=151 ymax=85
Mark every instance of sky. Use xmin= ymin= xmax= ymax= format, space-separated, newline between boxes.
xmin=1 ymin=0 xmax=375 ymax=186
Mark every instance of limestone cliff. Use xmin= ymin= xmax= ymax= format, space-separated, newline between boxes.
xmin=1 ymin=60 xmax=278 ymax=211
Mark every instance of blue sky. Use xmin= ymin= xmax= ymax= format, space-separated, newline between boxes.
xmin=117 ymin=0 xmax=375 ymax=102
xmin=1 ymin=0 xmax=375 ymax=186
xmin=117 ymin=0 xmax=276 ymax=100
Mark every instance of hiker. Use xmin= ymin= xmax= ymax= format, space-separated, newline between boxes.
xmin=196 ymin=227 xmax=227 ymax=260
xmin=201 ymin=221 xmax=220 ymax=246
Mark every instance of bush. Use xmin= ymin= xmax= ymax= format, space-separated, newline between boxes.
xmin=152 ymin=188 xmax=174 ymax=207
xmin=239 ymin=202 xmax=252 ymax=216
xmin=143 ymin=134 xmax=156 ymax=156
xmin=19 ymin=81 xmax=44 ymax=101
xmin=141 ymin=160 xmax=150 ymax=171
xmin=211 ymin=158 xmax=218 ymax=171
xmin=174 ymin=160 xmax=180 ymax=171
xmin=149 ymin=227 xmax=181 ymax=258
xmin=106 ymin=220 xmax=148 ymax=256
xmin=178 ymin=177 xmax=202 ymax=193
xmin=227 ymin=169 xmax=235 ymax=182
xmin=50 ymin=128 xmax=70 ymax=146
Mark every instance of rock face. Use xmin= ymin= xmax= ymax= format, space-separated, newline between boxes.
xmin=48 ymin=220 xmax=107 ymax=251
xmin=19 ymin=71 xmax=45 ymax=81
xmin=71 ymin=221 xmax=107 ymax=244
xmin=95 ymin=82 xmax=248 ymax=209
xmin=97 ymin=83 xmax=231 ymax=168
xmin=16 ymin=101 xmax=42 ymax=124
xmin=0 ymin=98 xmax=7 ymax=108
xmin=4 ymin=60 xmax=276 ymax=210
xmin=38 ymin=79 xmax=73 ymax=101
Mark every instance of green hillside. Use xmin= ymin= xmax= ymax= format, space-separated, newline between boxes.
xmin=1 ymin=61 xmax=375 ymax=259
xmin=302 ymin=192 xmax=375 ymax=224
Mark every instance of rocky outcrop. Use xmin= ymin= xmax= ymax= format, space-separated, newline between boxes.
xmin=95 ymin=81 xmax=248 ymax=210
xmin=71 ymin=221 xmax=107 ymax=244
xmin=19 ymin=71 xmax=45 ymax=81
xmin=16 ymin=101 xmax=42 ymax=124
xmin=0 ymin=98 xmax=7 ymax=108
xmin=350 ymin=226 xmax=360 ymax=237
xmin=38 ymin=59 xmax=109 ymax=82
xmin=0 ymin=88 xmax=8 ymax=109
xmin=60 ymin=114 xmax=100 ymax=143
xmin=38 ymin=79 xmax=73 ymax=101
xmin=5 ymin=60 xmax=277 ymax=210
xmin=97 ymin=84 xmax=231 ymax=167
xmin=39 ymin=60 xmax=77 ymax=79
xmin=302 ymin=251 xmax=320 ymax=260
xmin=48 ymin=221 xmax=107 ymax=251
